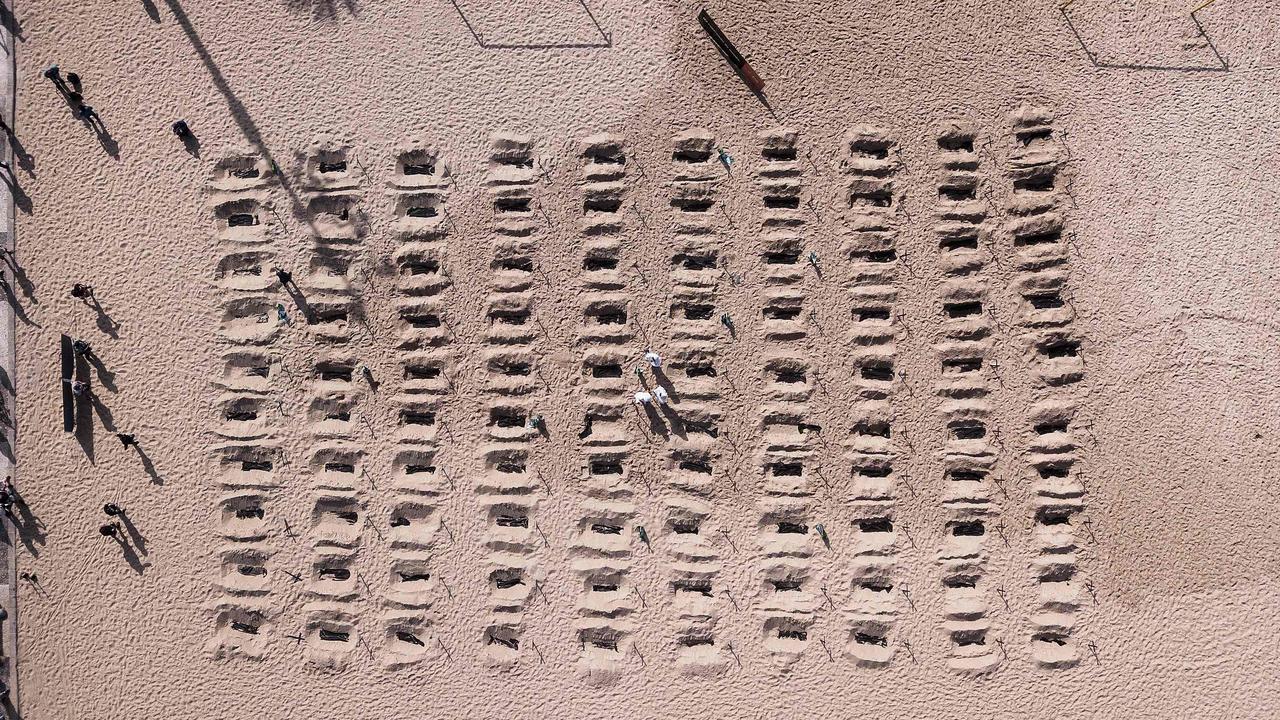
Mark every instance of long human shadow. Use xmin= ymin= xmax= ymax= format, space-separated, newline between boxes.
xmin=117 ymin=510 xmax=148 ymax=556
xmin=8 ymin=486 xmax=46 ymax=557
xmin=0 ymin=251 xmax=37 ymax=304
xmin=160 ymin=0 xmax=317 ymax=230
xmin=0 ymin=0 xmax=23 ymax=40
xmin=1060 ymin=7 xmax=1229 ymax=72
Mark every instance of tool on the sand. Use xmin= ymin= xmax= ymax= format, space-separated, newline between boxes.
xmin=697 ymin=10 xmax=765 ymax=94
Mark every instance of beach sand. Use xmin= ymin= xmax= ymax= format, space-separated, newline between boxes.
xmin=6 ymin=0 xmax=1280 ymax=717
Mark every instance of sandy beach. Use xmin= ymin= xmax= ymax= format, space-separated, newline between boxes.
xmin=4 ymin=0 xmax=1280 ymax=718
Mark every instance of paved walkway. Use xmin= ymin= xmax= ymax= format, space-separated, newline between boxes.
xmin=1 ymin=0 xmax=18 ymax=713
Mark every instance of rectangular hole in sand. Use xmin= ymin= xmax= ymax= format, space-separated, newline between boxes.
xmin=585 ymin=305 xmax=627 ymax=325
xmin=952 ymin=630 xmax=986 ymax=646
xmin=588 ymin=149 xmax=625 ymax=165
xmin=762 ymin=146 xmax=797 ymax=161
xmin=404 ymin=364 xmax=441 ymax=380
xmin=317 ymin=566 xmax=352 ymax=581
xmin=763 ymin=306 xmax=801 ymax=321
xmin=590 ymin=523 xmax=622 ymax=535
xmin=939 ymin=184 xmax=976 ymax=202
xmin=1035 ymin=419 xmax=1069 ymax=434
xmin=771 ymin=579 xmax=802 ymax=591
xmin=849 ymin=189 xmax=893 ymax=208
xmin=1036 ymin=508 xmax=1074 ymax=525
xmin=489 ymin=310 xmax=529 ymax=326
xmin=1028 ymin=293 xmax=1064 ymax=309
xmin=857 ymin=465 xmax=892 ymax=478
xmin=406 ymin=205 xmax=438 ymax=218
xmin=1017 ymin=128 xmax=1053 ymax=146
xmin=944 ymin=575 xmax=978 ymax=588
xmin=770 ymin=462 xmax=803 ymax=477
xmin=1038 ymin=465 xmax=1070 ymax=479
xmin=487 ymin=633 xmax=520 ymax=650
xmin=764 ymin=195 xmax=800 ymax=209
xmin=314 ymin=307 xmax=349 ymax=324
xmin=318 ymin=629 xmax=350 ymax=643
xmin=489 ymin=408 xmax=526 ymax=428
xmin=951 ymin=520 xmax=985 ymax=536
xmin=849 ymin=249 xmax=897 ymax=263
xmin=590 ymin=459 xmax=623 ymax=475
xmin=684 ymin=420 xmax=719 ymax=438
xmin=589 ymin=363 xmax=622 ymax=378
xmin=777 ymin=628 xmax=807 ymax=641
xmin=850 ymin=140 xmax=890 ymax=159
xmin=855 ymin=631 xmax=888 ymax=646
xmin=325 ymin=410 xmax=351 ymax=422
xmin=861 ymin=363 xmax=894 ymax=382
xmin=583 ymin=197 xmax=622 ymax=214
xmin=403 ymin=312 xmax=440 ymax=328
xmin=228 ymin=213 xmax=259 ymax=227
xmin=859 ymin=518 xmax=893 ymax=533
xmin=494 ymin=152 xmax=533 ymax=168
xmin=401 ymin=410 xmax=436 ymax=426
xmin=241 ymin=460 xmax=273 ymax=472
xmin=853 ymin=421 xmax=890 ymax=438
xmin=859 ymin=581 xmax=893 ymax=593
xmin=671 ymin=520 xmax=701 ymax=534
xmin=584 ymin=255 xmax=618 ymax=271
xmin=492 ymin=570 xmax=524 ymax=589
xmin=1041 ymin=339 xmax=1080 ymax=358
xmin=774 ymin=368 xmax=806 ymax=384
xmin=938 ymin=135 xmax=974 ymax=152
xmin=495 ymin=513 xmax=528 ymax=528
xmin=676 ymin=252 xmax=717 ymax=270
xmin=944 ymin=301 xmax=982 ymax=318
xmin=1040 ymin=566 xmax=1076 ymax=583
xmin=591 ymin=582 xmax=618 ymax=592
xmin=404 ymin=258 xmax=440 ymax=275
xmin=494 ymin=257 xmax=534 ymax=273
xmin=673 ymin=580 xmax=712 ymax=596
xmin=671 ymin=198 xmax=714 ymax=213
xmin=323 ymin=462 xmax=354 ymax=473
xmin=1015 ymin=174 xmax=1055 ymax=192
xmin=494 ymin=197 xmax=532 ymax=213
xmin=403 ymin=162 xmax=436 ymax=175
xmin=685 ymin=364 xmax=717 ymax=378
xmin=942 ymin=357 xmax=982 ymax=374
xmin=1014 ymin=229 xmax=1062 ymax=246
xmin=949 ymin=469 xmax=986 ymax=482
xmin=679 ymin=304 xmax=715 ymax=321
xmin=405 ymin=464 xmax=436 ymax=474
xmin=940 ymin=234 xmax=979 ymax=251
xmin=777 ymin=521 xmax=808 ymax=534
xmin=856 ymin=307 xmax=891 ymax=322
xmin=317 ymin=364 xmax=353 ymax=382
xmin=672 ymin=148 xmax=711 ymax=163
xmin=496 ymin=460 xmax=527 ymax=474
xmin=951 ymin=423 xmax=986 ymax=440
xmin=319 ymin=161 xmax=348 ymax=174
xmin=679 ymin=459 xmax=712 ymax=474
xmin=763 ymin=250 xmax=800 ymax=264
xmin=495 ymin=360 xmax=531 ymax=376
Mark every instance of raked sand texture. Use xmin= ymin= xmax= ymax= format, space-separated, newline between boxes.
xmin=9 ymin=0 xmax=1280 ymax=718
